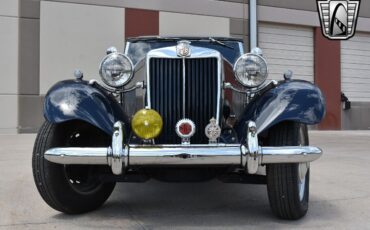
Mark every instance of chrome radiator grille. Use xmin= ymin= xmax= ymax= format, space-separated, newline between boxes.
xmin=149 ymin=57 xmax=219 ymax=144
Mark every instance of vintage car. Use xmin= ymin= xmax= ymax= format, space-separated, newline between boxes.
xmin=32 ymin=35 xmax=325 ymax=219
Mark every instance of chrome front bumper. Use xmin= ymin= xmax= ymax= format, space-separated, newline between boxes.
xmin=44 ymin=121 xmax=323 ymax=175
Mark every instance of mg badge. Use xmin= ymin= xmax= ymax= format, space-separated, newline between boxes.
xmin=176 ymin=40 xmax=191 ymax=57
xmin=205 ymin=118 xmax=221 ymax=144
xmin=317 ymin=0 xmax=360 ymax=40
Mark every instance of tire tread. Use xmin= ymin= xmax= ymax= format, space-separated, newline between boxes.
xmin=266 ymin=121 xmax=309 ymax=220
xmin=32 ymin=121 xmax=64 ymax=212
xmin=32 ymin=120 xmax=115 ymax=214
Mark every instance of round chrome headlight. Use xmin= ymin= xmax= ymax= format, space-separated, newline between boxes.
xmin=99 ymin=52 xmax=134 ymax=87
xmin=233 ymin=53 xmax=268 ymax=88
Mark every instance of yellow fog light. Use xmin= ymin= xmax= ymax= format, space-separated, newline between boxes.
xmin=131 ymin=108 xmax=163 ymax=140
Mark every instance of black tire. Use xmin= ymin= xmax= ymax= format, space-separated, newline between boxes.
xmin=32 ymin=120 xmax=115 ymax=214
xmin=266 ymin=121 xmax=310 ymax=220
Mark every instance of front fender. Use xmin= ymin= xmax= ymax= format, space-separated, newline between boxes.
xmin=236 ymin=80 xmax=326 ymax=135
xmin=44 ymin=80 xmax=130 ymax=135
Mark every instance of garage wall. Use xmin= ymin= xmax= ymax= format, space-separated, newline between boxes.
xmin=229 ymin=21 xmax=314 ymax=82
xmin=159 ymin=12 xmax=230 ymax=37
xmin=230 ymin=18 xmax=249 ymax=51
xmin=341 ymin=32 xmax=370 ymax=102
xmin=341 ymin=32 xmax=370 ymax=130
xmin=0 ymin=0 xmax=41 ymax=133
xmin=39 ymin=4 xmax=231 ymax=94
xmin=0 ymin=17 xmax=19 ymax=95
xmin=1 ymin=0 xmax=366 ymax=133
xmin=18 ymin=17 xmax=42 ymax=133
xmin=0 ymin=10 xmax=19 ymax=134
xmin=259 ymin=23 xmax=314 ymax=82
xmin=40 ymin=1 xmax=125 ymax=94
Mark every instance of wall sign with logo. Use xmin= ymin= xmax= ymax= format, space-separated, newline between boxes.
xmin=317 ymin=0 xmax=360 ymax=40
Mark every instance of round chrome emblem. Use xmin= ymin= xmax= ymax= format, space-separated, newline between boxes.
xmin=175 ymin=118 xmax=196 ymax=138
xmin=176 ymin=40 xmax=191 ymax=57
xmin=205 ymin=118 xmax=221 ymax=143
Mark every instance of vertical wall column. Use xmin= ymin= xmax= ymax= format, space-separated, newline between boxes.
xmin=0 ymin=10 xmax=19 ymax=134
xmin=0 ymin=0 xmax=41 ymax=133
xmin=314 ymin=27 xmax=341 ymax=130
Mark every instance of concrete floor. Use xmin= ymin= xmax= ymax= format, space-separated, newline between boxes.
xmin=1 ymin=131 xmax=370 ymax=229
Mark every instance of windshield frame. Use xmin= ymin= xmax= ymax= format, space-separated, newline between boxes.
xmin=124 ymin=38 xmax=244 ymax=66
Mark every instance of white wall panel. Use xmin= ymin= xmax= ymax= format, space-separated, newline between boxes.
xmin=0 ymin=95 xmax=18 ymax=134
xmin=341 ymin=32 xmax=370 ymax=102
xmin=0 ymin=0 xmax=19 ymax=17
xmin=40 ymin=1 xmax=125 ymax=94
xmin=259 ymin=23 xmax=314 ymax=82
xmin=159 ymin=12 xmax=229 ymax=37
xmin=0 ymin=17 xmax=19 ymax=94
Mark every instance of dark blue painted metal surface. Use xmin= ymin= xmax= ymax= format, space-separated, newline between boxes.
xmin=43 ymin=78 xmax=324 ymax=143
xmin=236 ymin=80 xmax=326 ymax=138
xmin=44 ymin=80 xmax=129 ymax=135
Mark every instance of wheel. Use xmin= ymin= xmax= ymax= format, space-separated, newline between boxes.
xmin=32 ymin=120 xmax=115 ymax=214
xmin=266 ymin=121 xmax=310 ymax=220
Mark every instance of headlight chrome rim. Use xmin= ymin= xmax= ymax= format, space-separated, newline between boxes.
xmin=233 ymin=53 xmax=268 ymax=88
xmin=99 ymin=52 xmax=134 ymax=88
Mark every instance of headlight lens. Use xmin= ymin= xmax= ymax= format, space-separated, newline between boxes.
xmin=99 ymin=52 xmax=133 ymax=87
xmin=131 ymin=109 xmax=163 ymax=140
xmin=233 ymin=53 xmax=268 ymax=88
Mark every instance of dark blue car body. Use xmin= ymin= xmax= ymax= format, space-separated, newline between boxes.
xmin=44 ymin=37 xmax=325 ymax=143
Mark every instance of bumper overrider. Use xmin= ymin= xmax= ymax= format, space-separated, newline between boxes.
xmin=44 ymin=121 xmax=323 ymax=175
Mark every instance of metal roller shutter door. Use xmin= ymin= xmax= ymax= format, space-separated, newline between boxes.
xmin=259 ymin=23 xmax=314 ymax=82
xmin=341 ymin=32 xmax=370 ymax=102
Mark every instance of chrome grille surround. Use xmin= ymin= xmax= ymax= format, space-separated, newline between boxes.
xmin=146 ymin=46 xmax=223 ymax=144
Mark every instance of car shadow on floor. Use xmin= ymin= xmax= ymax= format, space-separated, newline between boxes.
xmin=52 ymin=180 xmax=341 ymax=228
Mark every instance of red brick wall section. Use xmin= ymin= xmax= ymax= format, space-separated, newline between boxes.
xmin=224 ymin=61 xmax=236 ymax=104
xmin=314 ymin=27 xmax=341 ymax=130
xmin=125 ymin=8 xmax=159 ymax=38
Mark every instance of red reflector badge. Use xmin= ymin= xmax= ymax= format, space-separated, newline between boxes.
xmin=175 ymin=119 xmax=196 ymax=139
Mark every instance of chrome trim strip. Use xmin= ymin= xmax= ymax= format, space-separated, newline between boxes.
xmin=146 ymin=53 xmax=152 ymax=108
xmin=260 ymin=146 xmax=323 ymax=164
xmin=43 ymin=113 xmax=324 ymax=181
xmin=43 ymin=119 xmax=323 ymax=173
xmin=223 ymin=80 xmax=278 ymax=95
xmin=45 ymin=147 xmax=109 ymax=165
xmin=44 ymin=145 xmax=322 ymax=167
xmin=145 ymin=45 xmax=223 ymax=125
xmin=124 ymin=41 xmax=130 ymax=55
xmin=129 ymin=144 xmax=241 ymax=165
xmin=216 ymin=51 xmax=222 ymax=124
xmin=238 ymin=41 xmax=244 ymax=56
xmin=89 ymin=80 xmax=144 ymax=94
xmin=129 ymin=144 xmax=239 ymax=147
xmin=45 ymin=122 xmax=128 ymax=176
xmin=182 ymin=57 xmax=186 ymax=118
xmin=109 ymin=121 xmax=127 ymax=175
xmin=245 ymin=121 xmax=259 ymax=174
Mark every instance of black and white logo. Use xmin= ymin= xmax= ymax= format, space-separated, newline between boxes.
xmin=317 ymin=0 xmax=360 ymax=40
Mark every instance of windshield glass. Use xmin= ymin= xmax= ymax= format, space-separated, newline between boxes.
xmin=126 ymin=40 xmax=243 ymax=65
